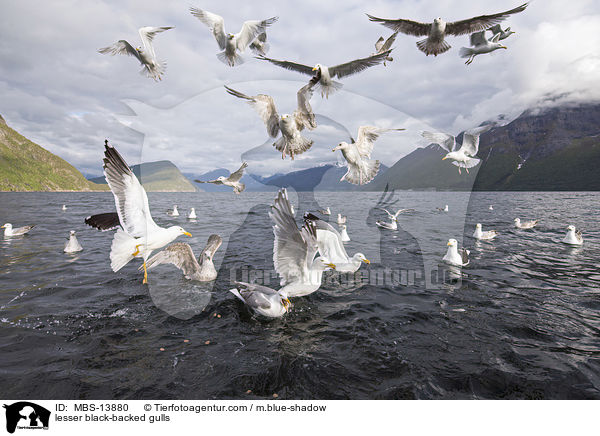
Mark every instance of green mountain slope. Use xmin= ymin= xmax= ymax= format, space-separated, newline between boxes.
xmin=90 ymin=160 xmax=196 ymax=192
xmin=0 ymin=114 xmax=108 ymax=191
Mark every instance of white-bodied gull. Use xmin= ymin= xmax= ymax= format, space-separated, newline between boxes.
xmin=195 ymin=162 xmax=248 ymax=194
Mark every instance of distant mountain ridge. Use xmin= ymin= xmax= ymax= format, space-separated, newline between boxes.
xmin=0 ymin=114 xmax=107 ymax=192
xmin=369 ymin=103 xmax=600 ymax=191
xmin=90 ymin=160 xmax=196 ymax=192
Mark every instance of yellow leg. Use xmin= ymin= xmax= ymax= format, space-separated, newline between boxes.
xmin=132 ymin=244 xmax=141 ymax=257
xmin=142 ymin=261 xmax=148 ymax=284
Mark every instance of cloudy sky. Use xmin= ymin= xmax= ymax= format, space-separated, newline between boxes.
xmin=1 ymin=0 xmax=599 ymax=177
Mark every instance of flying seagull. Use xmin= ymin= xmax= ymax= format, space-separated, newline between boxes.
xmin=460 ymin=31 xmax=507 ymax=65
xmin=249 ymin=32 xmax=270 ymax=56
xmin=145 ymin=235 xmax=222 ymax=281
xmin=488 ymin=24 xmax=516 ymax=40
xmin=562 ymin=225 xmax=583 ymax=246
xmin=195 ymin=162 xmax=248 ymax=194
xmin=304 ymin=213 xmax=370 ymax=273
xmin=102 ymin=140 xmax=191 ymax=284
xmin=189 ymin=7 xmax=277 ymax=66
xmin=333 ymin=126 xmax=404 ymax=185
xmin=374 ymin=32 xmax=398 ymax=66
xmin=443 ymin=239 xmax=470 ymax=267
xmin=422 ymin=125 xmax=492 ymax=174
xmin=2 ymin=223 xmax=34 ymax=237
xmin=473 ymin=223 xmax=498 ymax=240
xmin=367 ymin=2 xmax=528 ymax=56
xmin=225 ymin=83 xmax=316 ymax=159
xmin=98 ymin=26 xmax=174 ymax=81
xmin=64 ymin=230 xmax=83 ymax=253
xmin=256 ymin=50 xmax=392 ymax=98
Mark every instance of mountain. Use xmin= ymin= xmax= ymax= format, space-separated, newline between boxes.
xmin=185 ymin=169 xmax=273 ymax=192
xmin=251 ymin=163 xmax=389 ymax=191
xmin=0 ymin=115 xmax=107 ymax=191
xmin=90 ymin=160 xmax=196 ymax=192
xmin=370 ymin=103 xmax=600 ymax=191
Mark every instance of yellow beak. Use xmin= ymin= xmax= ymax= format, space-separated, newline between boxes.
xmin=184 ymin=232 xmax=192 ymax=237
xmin=326 ymin=263 xmax=336 ymax=270
xmin=447 ymin=242 xmax=452 ymax=246
xmin=442 ymin=156 xmax=448 ymax=160
xmin=362 ymin=258 xmax=370 ymax=264
xmin=312 ymin=67 xmax=317 ymax=71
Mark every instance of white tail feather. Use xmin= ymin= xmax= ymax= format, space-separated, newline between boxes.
xmin=110 ymin=229 xmax=137 ymax=272
xmin=217 ymin=51 xmax=244 ymax=67
xmin=342 ymin=159 xmax=380 ymax=185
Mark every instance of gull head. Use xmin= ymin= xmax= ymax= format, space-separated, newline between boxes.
xmin=280 ymin=292 xmax=292 ymax=312
xmin=476 ymin=223 xmax=482 ymax=229
xmin=320 ymin=258 xmax=336 ymax=270
xmin=332 ymin=142 xmax=348 ymax=152
xmin=1 ymin=223 xmax=11 ymax=229
xmin=227 ymin=33 xmax=235 ymax=39
xmin=567 ymin=225 xmax=576 ymax=232
xmin=70 ymin=230 xmax=77 ymax=236
xmin=217 ymin=176 xmax=227 ymax=182
xmin=173 ymin=226 xmax=192 ymax=237
xmin=355 ymin=253 xmax=370 ymax=264
xmin=447 ymin=238 xmax=458 ymax=247
xmin=442 ymin=151 xmax=456 ymax=161
xmin=312 ymin=63 xmax=322 ymax=72
xmin=434 ymin=17 xmax=442 ymax=24
xmin=514 ymin=218 xmax=520 ymax=224
xmin=136 ymin=46 xmax=142 ymax=52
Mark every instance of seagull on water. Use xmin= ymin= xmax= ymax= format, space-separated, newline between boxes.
xmin=98 ymin=26 xmax=174 ymax=81
xmin=195 ymin=162 xmax=248 ymax=194
xmin=473 ymin=223 xmax=498 ymax=240
xmin=62 ymin=205 xmax=67 ymax=211
xmin=188 ymin=208 xmax=197 ymax=219
xmin=64 ymin=230 xmax=83 ymax=253
xmin=376 ymin=208 xmax=413 ymax=230
xmin=229 ymin=282 xmax=291 ymax=318
xmin=256 ymin=50 xmax=392 ymax=98
xmin=562 ymin=225 xmax=583 ymax=246
xmin=102 ymin=140 xmax=191 ymax=284
xmin=443 ymin=239 xmax=470 ymax=267
xmin=145 ymin=235 xmax=222 ymax=281
xmin=437 ymin=205 xmax=449 ymax=212
xmin=423 ymin=125 xmax=492 ymax=174
xmin=318 ymin=207 xmax=331 ymax=215
xmin=460 ymin=31 xmax=507 ymax=65
xmin=167 ymin=205 xmax=179 ymax=216
xmin=514 ymin=218 xmax=537 ymax=229
xmin=337 ymin=214 xmax=347 ymax=225
xmin=189 ymin=7 xmax=278 ymax=67
xmin=367 ymin=3 xmax=528 ymax=56
xmin=225 ymin=83 xmax=316 ymax=160
xmin=333 ymin=126 xmax=405 ymax=185
xmin=2 ymin=223 xmax=34 ymax=237
xmin=339 ymin=224 xmax=351 ymax=242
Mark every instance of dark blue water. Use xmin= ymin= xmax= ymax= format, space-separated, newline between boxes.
xmin=1 ymin=191 xmax=599 ymax=399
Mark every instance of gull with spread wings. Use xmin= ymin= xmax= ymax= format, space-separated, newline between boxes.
xmin=367 ymin=2 xmax=528 ymax=56
xmin=333 ymin=126 xmax=405 ymax=185
xmin=374 ymin=32 xmax=398 ymax=66
xmin=98 ymin=26 xmax=173 ymax=81
xmin=195 ymin=162 xmax=248 ymax=194
xmin=144 ymin=235 xmax=222 ymax=282
xmin=422 ymin=125 xmax=493 ymax=174
xmin=375 ymin=208 xmax=414 ymax=231
xmin=256 ymin=50 xmax=392 ymax=98
xmin=102 ymin=140 xmax=191 ymax=284
xmin=189 ymin=7 xmax=277 ymax=66
xmin=225 ymin=83 xmax=316 ymax=160
xmin=459 ymin=31 xmax=507 ymax=65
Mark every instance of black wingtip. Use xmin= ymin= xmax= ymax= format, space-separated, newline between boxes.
xmin=304 ymin=212 xmax=320 ymax=222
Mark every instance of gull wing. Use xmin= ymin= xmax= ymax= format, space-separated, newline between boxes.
xmin=422 ymin=131 xmax=456 ymax=152
xmin=235 ymin=17 xmax=278 ymax=52
xmin=234 ymin=282 xmax=278 ymax=309
xmin=445 ymin=3 xmax=529 ymax=36
xmin=375 ymin=36 xmax=384 ymax=52
xmin=138 ymin=26 xmax=173 ymax=58
xmin=470 ymin=31 xmax=487 ymax=47
xmin=488 ymin=24 xmax=503 ymax=35
xmin=145 ymin=242 xmax=200 ymax=277
xmin=303 ymin=213 xmax=349 ymax=264
xmin=98 ymin=40 xmax=142 ymax=62
xmin=366 ymin=14 xmax=431 ymax=36
xmin=189 ymin=8 xmax=227 ymax=49
xmin=461 ymin=125 xmax=493 ymax=156
xmin=103 ymin=142 xmax=159 ymax=238
xmin=228 ymin=162 xmax=248 ymax=182
xmin=355 ymin=126 xmax=403 ymax=158
xmin=381 ymin=32 xmax=398 ymax=52
xmin=195 ymin=178 xmax=224 ymax=185
xmin=224 ymin=85 xmax=280 ymax=138
xmin=294 ymin=81 xmax=316 ymax=131
xmin=85 ymin=212 xmax=121 ymax=231
xmin=269 ymin=189 xmax=317 ymax=286
xmin=255 ymin=55 xmax=315 ymax=76
xmin=329 ymin=50 xmax=391 ymax=79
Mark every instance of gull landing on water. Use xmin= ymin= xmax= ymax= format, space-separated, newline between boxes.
xmin=145 ymin=235 xmax=223 ymax=282
xmin=64 ymin=230 xmax=83 ymax=253
xmin=514 ymin=218 xmax=537 ymax=229
xmin=229 ymin=282 xmax=291 ymax=318
xmin=443 ymin=239 xmax=470 ymax=267
xmin=473 ymin=223 xmax=498 ymax=240
xmin=2 ymin=223 xmax=34 ymax=237
xmin=562 ymin=225 xmax=583 ymax=246
xmin=102 ymin=140 xmax=191 ymax=284
xmin=423 ymin=125 xmax=493 ymax=174
xmin=367 ymin=3 xmax=528 ymax=56
xmin=98 ymin=26 xmax=174 ymax=81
